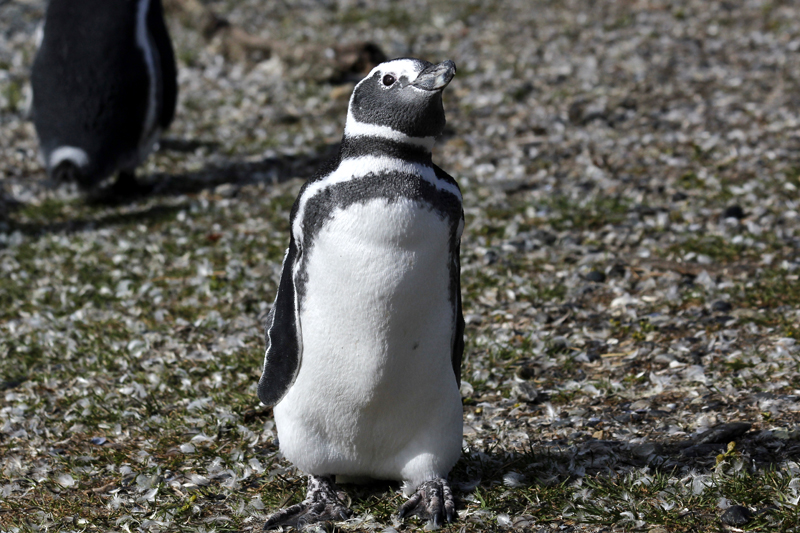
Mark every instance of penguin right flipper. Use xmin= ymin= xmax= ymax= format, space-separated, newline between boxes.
xmin=147 ymin=0 xmax=178 ymax=129
xmin=258 ymin=239 xmax=302 ymax=407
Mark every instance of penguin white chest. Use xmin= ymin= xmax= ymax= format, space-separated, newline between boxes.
xmin=274 ymin=196 xmax=462 ymax=482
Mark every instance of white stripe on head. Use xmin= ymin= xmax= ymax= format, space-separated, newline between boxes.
xmin=344 ymin=108 xmax=436 ymax=150
xmin=292 ymin=155 xmax=462 ymax=244
xmin=49 ymin=146 xmax=89 ymax=169
xmin=352 ymin=58 xmax=428 ymax=93
xmin=344 ymin=58 xmax=436 ymax=150
xmin=135 ymin=0 xmax=158 ymax=149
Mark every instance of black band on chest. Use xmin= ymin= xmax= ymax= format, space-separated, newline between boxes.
xmin=339 ymin=136 xmax=432 ymax=165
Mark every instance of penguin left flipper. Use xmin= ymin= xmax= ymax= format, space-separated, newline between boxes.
xmin=397 ymin=477 xmax=456 ymax=527
xmin=263 ymin=476 xmax=351 ymax=530
xmin=258 ymin=239 xmax=302 ymax=407
xmin=433 ymin=163 xmax=466 ymax=389
xmin=451 ymin=245 xmax=465 ymax=388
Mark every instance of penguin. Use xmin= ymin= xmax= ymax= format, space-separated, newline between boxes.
xmin=257 ymin=58 xmax=464 ymax=529
xmin=30 ymin=0 xmax=177 ymax=195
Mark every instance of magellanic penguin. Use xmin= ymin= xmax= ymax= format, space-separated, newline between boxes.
xmin=258 ymin=58 xmax=464 ymax=529
xmin=30 ymin=0 xmax=177 ymax=195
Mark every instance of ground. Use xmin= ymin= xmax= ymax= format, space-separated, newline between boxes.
xmin=1 ymin=0 xmax=800 ymax=532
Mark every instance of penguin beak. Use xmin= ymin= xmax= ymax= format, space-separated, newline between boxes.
xmin=410 ymin=60 xmax=457 ymax=91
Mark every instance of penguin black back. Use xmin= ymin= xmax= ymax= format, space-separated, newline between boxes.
xmin=31 ymin=0 xmax=177 ymax=190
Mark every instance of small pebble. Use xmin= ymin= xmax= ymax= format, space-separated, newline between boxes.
xmin=711 ymin=300 xmax=732 ymax=313
xmin=680 ymin=442 xmax=727 ymax=457
xmin=608 ymin=263 xmax=626 ymax=278
xmin=721 ymin=505 xmax=752 ymax=526
xmin=631 ymin=442 xmax=661 ymax=459
xmin=695 ymin=422 xmax=752 ymax=444
xmin=496 ymin=513 xmax=512 ymax=527
xmin=516 ymin=362 xmax=539 ymax=380
xmin=512 ymin=381 xmax=539 ymax=403
xmin=723 ymin=205 xmax=746 ymax=219
xmin=585 ymin=270 xmax=606 ymax=283
xmin=568 ymin=100 xmax=586 ymax=124
xmin=214 ymin=183 xmax=239 ymax=198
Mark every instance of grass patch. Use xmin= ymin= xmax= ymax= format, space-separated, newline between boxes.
xmin=667 ymin=234 xmax=751 ymax=263
xmin=735 ymin=270 xmax=800 ymax=309
xmin=548 ymin=195 xmax=631 ymax=231
xmin=572 ymin=464 xmax=799 ymax=531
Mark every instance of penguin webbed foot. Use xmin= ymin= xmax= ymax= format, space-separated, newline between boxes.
xmin=263 ymin=475 xmax=351 ymax=530
xmin=397 ymin=477 xmax=456 ymax=527
xmin=87 ymin=171 xmax=154 ymax=205
xmin=110 ymin=171 xmax=154 ymax=198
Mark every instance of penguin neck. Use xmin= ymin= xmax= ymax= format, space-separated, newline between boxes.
xmin=339 ymin=134 xmax=434 ymax=166
xmin=344 ymin=107 xmax=437 ymax=150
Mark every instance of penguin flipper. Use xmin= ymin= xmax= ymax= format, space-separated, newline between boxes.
xmin=451 ymin=247 xmax=464 ymax=389
xmin=147 ymin=0 xmax=177 ymax=129
xmin=258 ymin=241 xmax=302 ymax=407
xmin=431 ymin=163 xmax=465 ymax=389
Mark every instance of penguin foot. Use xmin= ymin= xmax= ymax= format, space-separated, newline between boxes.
xmin=397 ymin=477 xmax=456 ymax=527
xmin=87 ymin=171 xmax=153 ymax=204
xmin=263 ymin=475 xmax=351 ymax=530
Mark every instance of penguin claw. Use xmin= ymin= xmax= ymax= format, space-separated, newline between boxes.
xmin=263 ymin=475 xmax=352 ymax=530
xmin=397 ymin=477 xmax=456 ymax=527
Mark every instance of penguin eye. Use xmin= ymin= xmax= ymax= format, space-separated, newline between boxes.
xmin=382 ymin=74 xmax=396 ymax=87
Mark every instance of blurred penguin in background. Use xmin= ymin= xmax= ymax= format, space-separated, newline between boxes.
xmin=31 ymin=0 xmax=177 ymax=198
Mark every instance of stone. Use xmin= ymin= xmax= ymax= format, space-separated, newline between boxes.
xmin=722 ymin=205 xmax=746 ymax=219
xmin=512 ymin=381 xmax=539 ymax=403
xmin=585 ymin=270 xmax=606 ymax=283
xmin=695 ymin=422 xmax=752 ymax=444
xmin=711 ymin=300 xmax=732 ymax=313
xmin=721 ymin=505 xmax=752 ymax=526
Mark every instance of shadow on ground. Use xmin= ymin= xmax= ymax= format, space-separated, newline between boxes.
xmin=5 ymin=203 xmax=188 ymax=237
xmin=147 ymin=140 xmax=340 ymax=198
xmin=2 ymin=139 xmax=342 ymax=236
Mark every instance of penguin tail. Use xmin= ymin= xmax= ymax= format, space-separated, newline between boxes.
xmin=51 ymin=160 xmax=95 ymax=190
xmin=52 ymin=160 xmax=82 ymax=183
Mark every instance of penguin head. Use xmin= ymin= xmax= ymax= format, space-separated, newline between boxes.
xmin=345 ymin=58 xmax=456 ymax=145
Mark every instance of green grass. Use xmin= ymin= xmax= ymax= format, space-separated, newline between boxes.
xmin=548 ymin=195 xmax=631 ymax=231
xmin=572 ymin=464 xmax=798 ymax=531
xmin=8 ymin=179 xmax=800 ymax=531
xmin=668 ymin=235 xmax=750 ymax=263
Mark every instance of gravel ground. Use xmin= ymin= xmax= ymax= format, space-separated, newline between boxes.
xmin=2 ymin=1 xmax=800 ymax=531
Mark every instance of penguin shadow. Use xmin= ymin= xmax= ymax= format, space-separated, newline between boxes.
xmin=156 ymin=137 xmax=221 ymax=153
xmin=451 ymin=419 xmax=800 ymax=514
xmin=4 ymin=202 xmax=189 ymax=238
xmin=2 ymin=139 xmax=341 ymax=236
xmin=145 ymin=139 xmax=341 ymax=198
xmin=148 ymin=120 xmax=457 ymax=200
